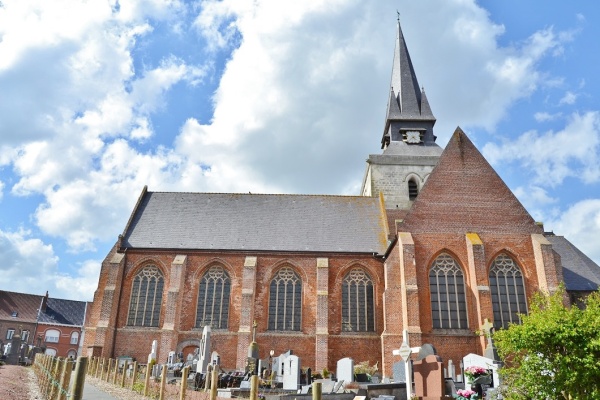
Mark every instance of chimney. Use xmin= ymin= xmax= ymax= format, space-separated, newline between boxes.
xmin=41 ymin=291 xmax=49 ymax=313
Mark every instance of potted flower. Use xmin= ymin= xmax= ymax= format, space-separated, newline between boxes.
xmin=463 ymin=366 xmax=491 ymax=397
xmin=454 ymin=388 xmax=479 ymax=400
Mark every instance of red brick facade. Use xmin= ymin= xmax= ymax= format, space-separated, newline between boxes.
xmin=84 ymin=129 xmax=566 ymax=379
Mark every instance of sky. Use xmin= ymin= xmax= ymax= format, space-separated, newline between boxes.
xmin=0 ymin=0 xmax=599 ymax=302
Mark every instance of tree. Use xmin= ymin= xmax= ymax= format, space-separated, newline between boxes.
xmin=494 ymin=287 xmax=600 ymax=399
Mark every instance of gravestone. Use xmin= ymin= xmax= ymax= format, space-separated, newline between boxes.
xmin=463 ymin=353 xmax=498 ymax=388
xmin=148 ymin=339 xmax=157 ymax=364
xmin=416 ymin=344 xmax=437 ymax=361
xmin=447 ymin=359 xmax=456 ymax=381
xmin=337 ymin=357 xmax=354 ymax=383
xmin=7 ymin=332 xmax=22 ymax=365
xmin=413 ymin=354 xmax=445 ymax=399
xmin=276 ymin=350 xmax=292 ymax=383
xmin=198 ymin=325 xmax=211 ymax=373
xmin=481 ymin=319 xmax=500 ymax=362
xmin=282 ymin=354 xmax=301 ymax=390
xmin=168 ymin=351 xmax=175 ymax=364
xmin=392 ymin=361 xmax=406 ymax=383
xmin=211 ymin=351 xmax=220 ymax=366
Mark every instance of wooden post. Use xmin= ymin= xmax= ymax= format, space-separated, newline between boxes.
xmin=210 ymin=367 xmax=218 ymax=400
xmin=113 ymin=359 xmax=119 ymax=384
xmin=131 ymin=361 xmax=139 ymax=390
xmin=144 ymin=364 xmax=151 ymax=397
xmin=95 ymin=358 xmax=101 ymax=379
xmin=105 ymin=358 xmax=112 ymax=381
xmin=312 ymin=381 xmax=322 ymax=400
xmin=58 ymin=358 xmax=73 ymax=400
xmin=249 ymin=375 xmax=259 ymax=400
xmin=49 ymin=357 xmax=61 ymax=400
xmin=71 ymin=357 xmax=88 ymax=400
xmin=121 ymin=360 xmax=128 ymax=387
xmin=159 ymin=364 xmax=167 ymax=400
xmin=179 ymin=366 xmax=189 ymax=400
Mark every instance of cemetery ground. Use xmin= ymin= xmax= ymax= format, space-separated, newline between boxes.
xmin=0 ymin=364 xmax=42 ymax=399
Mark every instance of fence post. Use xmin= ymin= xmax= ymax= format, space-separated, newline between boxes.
xmin=106 ymin=358 xmax=113 ymax=382
xmin=49 ymin=357 xmax=62 ymax=400
xmin=131 ymin=361 xmax=139 ymax=390
xmin=113 ymin=359 xmax=119 ymax=385
xmin=210 ymin=367 xmax=218 ymax=400
xmin=71 ymin=357 xmax=88 ymax=400
xmin=56 ymin=358 xmax=71 ymax=400
xmin=250 ymin=375 xmax=259 ymax=400
xmin=144 ymin=364 xmax=151 ymax=397
xmin=312 ymin=381 xmax=322 ymax=400
xmin=121 ymin=360 xmax=128 ymax=387
xmin=179 ymin=366 xmax=189 ymax=400
xmin=159 ymin=364 xmax=167 ymax=400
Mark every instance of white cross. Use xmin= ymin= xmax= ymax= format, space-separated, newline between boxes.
xmin=392 ymin=330 xmax=421 ymax=400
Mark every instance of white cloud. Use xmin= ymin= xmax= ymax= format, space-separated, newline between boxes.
xmin=483 ymin=111 xmax=600 ymax=186
xmin=559 ymin=91 xmax=578 ymax=105
xmin=534 ymin=112 xmax=561 ymax=122
xmin=545 ymin=199 xmax=600 ymax=265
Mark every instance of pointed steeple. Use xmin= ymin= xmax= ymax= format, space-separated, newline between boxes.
xmin=381 ymin=19 xmax=436 ymax=148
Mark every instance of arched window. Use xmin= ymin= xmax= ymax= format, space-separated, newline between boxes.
xmin=45 ymin=329 xmax=60 ymax=343
xmin=127 ymin=265 xmax=164 ymax=327
xmin=489 ymin=254 xmax=527 ymax=330
xmin=408 ymin=178 xmax=418 ymax=200
xmin=342 ymin=268 xmax=375 ymax=332
xmin=196 ymin=265 xmax=231 ymax=329
xmin=430 ymin=253 xmax=468 ymax=329
xmin=45 ymin=348 xmax=57 ymax=356
xmin=268 ymin=267 xmax=302 ymax=331
xmin=70 ymin=331 xmax=79 ymax=345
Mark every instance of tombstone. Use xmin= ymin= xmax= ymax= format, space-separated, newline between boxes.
xmin=337 ymin=357 xmax=354 ymax=383
xmin=211 ymin=351 xmax=220 ymax=366
xmin=148 ymin=339 xmax=157 ymax=364
xmin=276 ymin=350 xmax=292 ymax=383
xmin=462 ymin=353 xmax=498 ymax=388
xmin=392 ymin=361 xmax=406 ymax=383
xmin=168 ymin=351 xmax=176 ymax=364
xmin=447 ymin=359 xmax=456 ymax=381
xmin=413 ymin=354 xmax=445 ymax=399
xmin=282 ymin=354 xmax=301 ymax=390
xmin=198 ymin=325 xmax=211 ymax=373
xmin=416 ymin=344 xmax=437 ymax=361
xmin=7 ymin=332 xmax=22 ymax=365
xmin=481 ymin=319 xmax=500 ymax=362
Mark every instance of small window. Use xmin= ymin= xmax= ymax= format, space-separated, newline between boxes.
xmin=45 ymin=329 xmax=60 ymax=343
xmin=70 ymin=331 xmax=79 ymax=345
xmin=408 ymin=179 xmax=418 ymax=200
xmin=45 ymin=348 xmax=57 ymax=356
xmin=11 ymin=311 xmax=18 ymax=317
xmin=22 ymin=330 xmax=29 ymax=342
xmin=6 ymin=329 xmax=15 ymax=340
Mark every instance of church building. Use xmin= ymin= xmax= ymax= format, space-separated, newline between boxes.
xmin=83 ymin=20 xmax=600 ymax=378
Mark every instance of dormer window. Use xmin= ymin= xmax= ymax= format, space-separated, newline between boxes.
xmin=408 ymin=179 xmax=418 ymax=200
xmin=11 ymin=311 xmax=18 ymax=317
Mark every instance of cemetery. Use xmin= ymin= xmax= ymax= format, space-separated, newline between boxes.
xmin=95 ymin=319 xmax=503 ymax=400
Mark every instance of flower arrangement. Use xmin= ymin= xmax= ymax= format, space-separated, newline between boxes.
xmin=463 ymin=366 xmax=489 ymax=380
xmin=454 ymin=389 xmax=479 ymax=400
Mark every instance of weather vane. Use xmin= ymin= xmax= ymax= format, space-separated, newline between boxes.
xmin=397 ymin=10 xmax=400 ymax=22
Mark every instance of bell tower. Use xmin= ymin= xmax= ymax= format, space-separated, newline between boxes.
xmin=361 ymin=18 xmax=442 ymax=210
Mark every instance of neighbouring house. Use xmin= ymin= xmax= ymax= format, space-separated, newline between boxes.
xmin=0 ymin=290 xmax=88 ymax=360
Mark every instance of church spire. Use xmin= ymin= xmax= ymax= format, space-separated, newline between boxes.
xmin=381 ymin=18 xmax=436 ymax=149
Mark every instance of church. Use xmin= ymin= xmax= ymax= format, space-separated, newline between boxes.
xmin=83 ymin=20 xmax=600 ymax=379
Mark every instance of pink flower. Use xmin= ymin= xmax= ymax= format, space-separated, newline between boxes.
xmin=455 ymin=389 xmax=478 ymax=399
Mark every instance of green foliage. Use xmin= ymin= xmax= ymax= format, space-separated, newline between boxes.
xmin=494 ymin=287 xmax=600 ymax=399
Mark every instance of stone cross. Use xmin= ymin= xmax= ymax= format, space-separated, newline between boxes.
xmin=392 ymin=329 xmax=421 ymax=400
xmin=481 ymin=318 xmax=499 ymax=361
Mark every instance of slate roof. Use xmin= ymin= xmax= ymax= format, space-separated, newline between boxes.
xmin=546 ymin=234 xmax=600 ymax=291
xmin=121 ymin=190 xmax=388 ymax=254
xmin=38 ymin=297 xmax=87 ymax=326
xmin=0 ymin=291 xmax=42 ymax=323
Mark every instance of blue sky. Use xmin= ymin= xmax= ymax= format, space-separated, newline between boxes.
xmin=0 ymin=0 xmax=599 ymax=301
